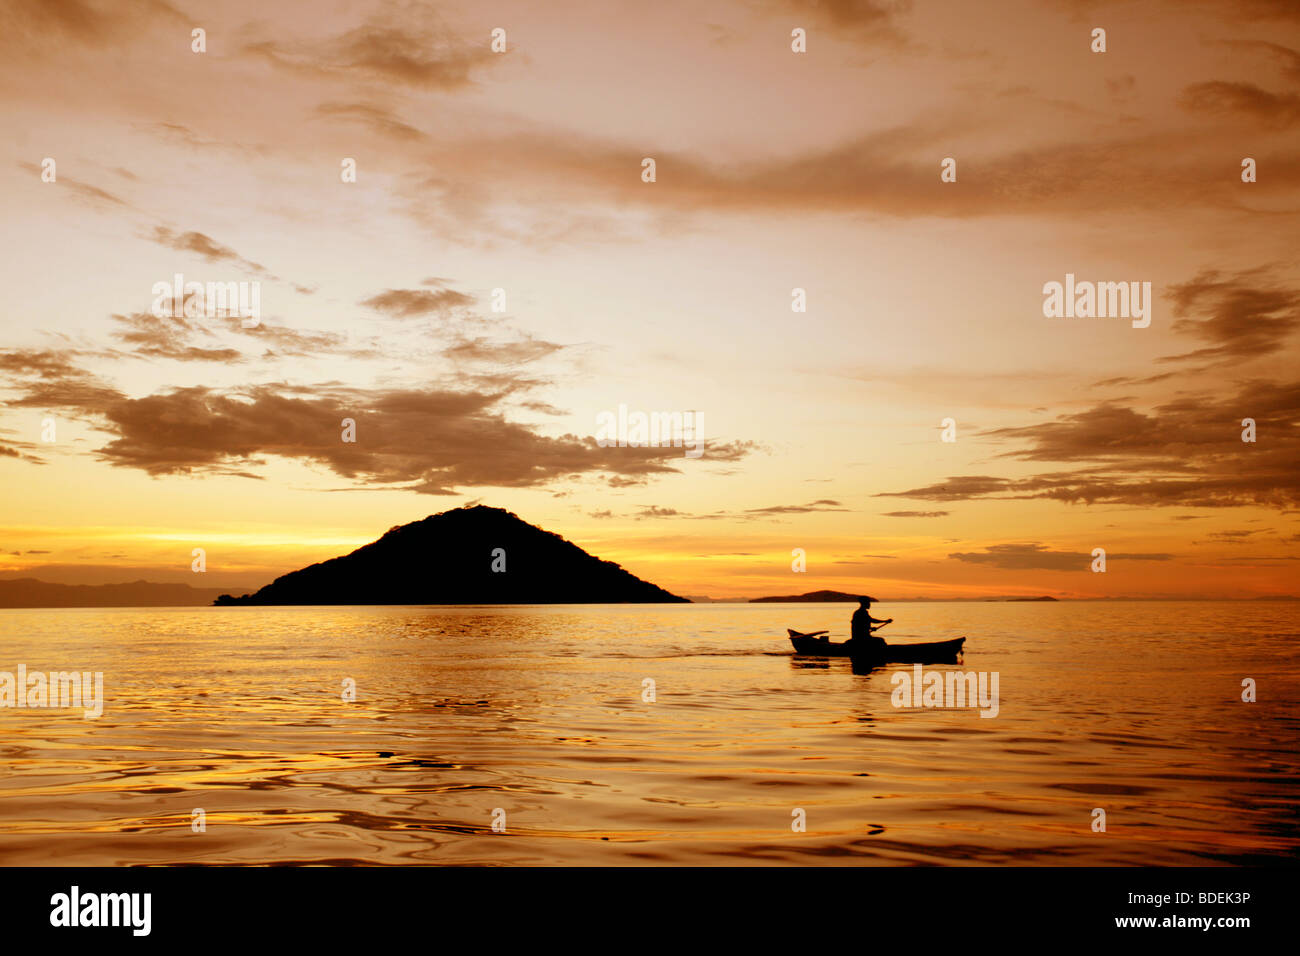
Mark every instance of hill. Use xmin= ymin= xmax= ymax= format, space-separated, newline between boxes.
xmin=214 ymin=505 xmax=688 ymax=605
xmin=750 ymin=590 xmax=871 ymax=603
xmin=0 ymin=578 xmax=238 ymax=608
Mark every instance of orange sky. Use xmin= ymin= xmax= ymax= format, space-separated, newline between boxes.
xmin=1 ymin=0 xmax=1298 ymax=600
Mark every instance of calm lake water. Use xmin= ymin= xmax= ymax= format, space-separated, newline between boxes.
xmin=0 ymin=601 xmax=1296 ymax=866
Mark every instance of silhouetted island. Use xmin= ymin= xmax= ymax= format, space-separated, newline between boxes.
xmin=0 ymin=578 xmax=241 ymax=609
xmin=750 ymin=590 xmax=866 ymax=603
xmin=214 ymin=505 xmax=689 ymax=605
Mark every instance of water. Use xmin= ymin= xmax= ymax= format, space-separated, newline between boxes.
xmin=0 ymin=601 xmax=1296 ymax=865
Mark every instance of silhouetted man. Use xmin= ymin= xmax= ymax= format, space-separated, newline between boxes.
xmin=848 ymin=597 xmax=891 ymax=659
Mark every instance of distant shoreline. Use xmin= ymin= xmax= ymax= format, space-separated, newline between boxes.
xmin=2 ymin=596 xmax=1297 ymax=610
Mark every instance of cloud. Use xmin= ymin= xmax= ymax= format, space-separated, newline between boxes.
xmin=1228 ymin=41 xmax=1300 ymax=83
xmin=1160 ymin=268 xmax=1300 ymax=366
xmin=361 ymin=288 xmax=474 ymax=317
xmin=0 ymin=364 xmax=754 ymax=493
xmin=883 ymin=379 xmax=1300 ymax=511
xmin=245 ymin=16 xmax=500 ymax=90
xmin=878 ymin=476 xmax=1012 ymax=501
xmin=387 ymin=110 xmax=1300 ymax=233
xmin=592 ymin=498 xmax=846 ymax=521
xmin=149 ymin=227 xmax=273 ymax=278
xmin=519 ymin=400 xmax=568 ymax=416
xmin=1054 ymin=0 xmax=1300 ymax=23
xmin=635 ymin=506 xmax=682 ymax=518
xmin=445 ymin=335 xmax=565 ymax=365
xmin=881 ymin=510 xmax=949 ymax=517
xmin=0 ymin=440 xmax=43 ymax=464
xmin=948 ymin=543 xmax=1172 ymax=571
xmin=315 ymin=102 xmax=426 ymax=141
xmin=0 ymin=348 xmax=96 ymax=379
xmin=1181 ymin=81 xmax=1300 ymax=127
xmin=766 ymin=0 xmax=913 ymax=46
xmin=880 ymin=269 xmax=1300 ymax=513
xmin=744 ymin=499 xmax=848 ymax=514
xmin=106 ymin=311 xmax=369 ymax=363
xmin=4 ymin=0 xmax=183 ymax=46
xmin=220 ymin=317 xmax=358 ymax=358
xmin=110 ymin=311 xmax=244 ymax=363
xmin=17 ymin=163 xmax=126 ymax=209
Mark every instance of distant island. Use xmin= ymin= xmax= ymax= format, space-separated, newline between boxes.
xmin=751 ymin=590 xmax=868 ymax=603
xmin=214 ymin=505 xmax=688 ymax=605
xmin=0 ymin=578 xmax=239 ymax=609
xmin=750 ymin=591 xmax=1061 ymax=603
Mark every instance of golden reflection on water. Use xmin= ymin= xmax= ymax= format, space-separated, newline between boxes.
xmin=0 ymin=602 xmax=1297 ymax=865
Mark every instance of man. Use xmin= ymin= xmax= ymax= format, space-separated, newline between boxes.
xmin=848 ymin=596 xmax=891 ymax=660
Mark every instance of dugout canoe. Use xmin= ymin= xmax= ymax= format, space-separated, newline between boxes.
xmin=787 ymin=628 xmax=965 ymax=663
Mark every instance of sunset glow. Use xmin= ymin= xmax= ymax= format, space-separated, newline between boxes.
xmin=2 ymin=0 xmax=1297 ymax=600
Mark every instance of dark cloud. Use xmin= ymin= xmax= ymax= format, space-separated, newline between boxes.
xmin=1054 ymin=0 xmax=1300 ymax=23
xmin=0 ymin=348 xmax=94 ymax=379
xmin=744 ymin=500 xmax=848 ymax=514
xmin=445 ymin=335 xmax=564 ymax=365
xmin=0 ymin=441 xmax=43 ymax=463
xmin=881 ymin=510 xmax=949 ymax=517
xmin=948 ymin=543 xmax=1173 ymax=571
xmin=110 ymin=311 xmax=243 ymax=363
xmin=399 ymin=115 xmax=1300 ymax=229
xmin=107 ymin=311 xmax=362 ymax=363
xmin=0 ymin=368 xmax=753 ymax=493
xmin=771 ymin=0 xmax=913 ymax=45
xmin=361 ymin=288 xmax=473 ymax=317
xmin=4 ymin=0 xmax=183 ymax=46
xmin=1228 ymin=41 xmax=1300 ymax=83
xmin=635 ymin=506 xmax=682 ymax=518
xmin=1181 ymin=82 xmax=1300 ymax=126
xmin=883 ymin=380 xmax=1300 ymax=511
xmin=878 ymin=476 xmax=1012 ymax=501
xmin=519 ymin=400 xmax=568 ymax=416
xmin=246 ymin=17 xmax=499 ymax=90
xmin=150 ymin=227 xmax=271 ymax=277
xmin=1161 ymin=269 xmax=1300 ymax=366
xmin=882 ymin=270 xmax=1300 ymax=513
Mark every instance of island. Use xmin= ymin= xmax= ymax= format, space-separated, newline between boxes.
xmin=750 ymin=590 xmax=870 ymax=603
xmin=214 ymin=505 xmax=689 ymax=605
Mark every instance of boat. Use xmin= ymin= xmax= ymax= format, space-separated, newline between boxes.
xmin=787 ymin=628 xmax=965 ymax=663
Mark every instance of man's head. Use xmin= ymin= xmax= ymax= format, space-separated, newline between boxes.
xmin=858 ymin=597 xmax=872 ymax=607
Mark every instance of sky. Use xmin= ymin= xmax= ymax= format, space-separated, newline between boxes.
xmin=1 ymin=0 xmax=1298 ymax=600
